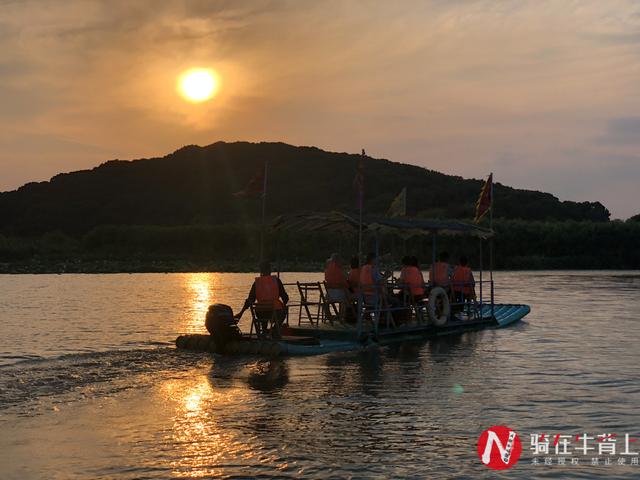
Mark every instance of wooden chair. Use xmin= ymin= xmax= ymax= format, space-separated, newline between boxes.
xmin=399 ymin=283 xmax=427 ymax=324
xmin=357 ymin=289 xmax=378 ymax=335
xmin=250 ymin=304 xmax=287 ymax=339
xmin=322 ymin=282 xmax=357 ymax=325
xmin=296 ymin=281 xmax=326 ymax=326
xmin=358 ymin=284 xmax=396 ymax=334
xmin=451 ymin=283 xmax=478 ymax=319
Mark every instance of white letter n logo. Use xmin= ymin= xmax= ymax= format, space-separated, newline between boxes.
xmin=482 ymin=429 xmax=516 ymax=465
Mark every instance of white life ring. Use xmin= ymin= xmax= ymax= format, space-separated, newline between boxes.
xmin=428 ymin=287 xmax=450 ymax=326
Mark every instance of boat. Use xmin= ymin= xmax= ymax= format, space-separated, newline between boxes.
xmin=175 ymin=212 xmax=531 ymax=356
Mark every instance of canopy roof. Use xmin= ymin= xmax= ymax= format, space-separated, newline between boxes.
xmin=272 ymin=212 xmax=494 ymax=239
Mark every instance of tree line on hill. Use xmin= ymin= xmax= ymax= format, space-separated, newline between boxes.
xmin=0 ymin=141 xmax=634 ymax=272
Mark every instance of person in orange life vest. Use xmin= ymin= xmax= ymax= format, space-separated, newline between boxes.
xmin=359 ymin=252 xmax=392 ymax=303
xmin=399 ymin=255 xmax=425 ymax=302
xmin=324 ymin=253 xmax=348 ymax=303
xmin=235 ymin=261 xmax=289 ymax=335
xmin=429 ymin=251 xmax=452 ymax=289
xmin=452 ymin=255 xmax=476 ymax=304
xmin=347 ymin=256 xmax=360 ymax=294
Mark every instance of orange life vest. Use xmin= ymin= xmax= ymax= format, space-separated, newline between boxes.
xmin=324 ymin=261 xmax=347 ymax=289
xmin=451 ymin=266 xmax=473 ymax=294
xmin=348 ymin=267 xmax=360 ymax=293
xmin=360 ymin=264 xmax=375 ymax=296
xmin=255 ymin=275 xmax=284 ymax=310
xmin=429 ymin=261 xmax=450 ymax=286
xmin=401 ymin=266 xmax=425 ymax=296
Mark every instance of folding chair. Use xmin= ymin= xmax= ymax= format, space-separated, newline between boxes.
xmin=400 ymin=284 xmax=427 ymax=324
xmin=250 ymin=304 xmax=287 ymax=339
xmin=358 ymin=284 xmax=396 ymax=335
xmin=378 ymin=284 xmax=398 ymax=330
xmin=296 ymin=281 xmax=326 ymax=326
xmin=322 ymin=282 xmax=357 ymax=325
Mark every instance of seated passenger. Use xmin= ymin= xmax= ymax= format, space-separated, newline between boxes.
xmin=235 ymin=261 xmax=289 ymax=337
xmin=429 ymin=251 xmax=451 ymax=289
xmin=324 ymin=253 xmax=348 ymax=302
xmin=451 ymin=255 xmax=476 ymax=304
xmin=399 ymin=255 xmax=425 ymax=302
xmin=359 ymin=252 xmax=392 ymax=305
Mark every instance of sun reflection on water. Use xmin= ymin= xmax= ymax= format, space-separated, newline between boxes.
xmin=183 ymin=273 xmax=216 ymax=333
xmin=163 ymin=375 xmax=253 ymax=478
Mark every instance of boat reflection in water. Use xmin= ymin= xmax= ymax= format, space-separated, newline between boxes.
xmin=245 ymin=359 xmax=290 ymax=392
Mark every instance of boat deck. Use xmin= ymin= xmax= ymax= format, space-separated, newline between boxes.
xmin=175 ymin=303 xmax=530 ymax=356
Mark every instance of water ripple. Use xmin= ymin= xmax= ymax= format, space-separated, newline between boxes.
xmin=0 ymin=271 xmax=639 ymax=479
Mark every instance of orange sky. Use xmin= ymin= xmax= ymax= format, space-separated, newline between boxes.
xmin=1 ymin=1 xmax=639 ymax=218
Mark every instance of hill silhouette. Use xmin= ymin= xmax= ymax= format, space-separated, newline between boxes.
xmin=0 ymin=141 xmax=610 ymax=235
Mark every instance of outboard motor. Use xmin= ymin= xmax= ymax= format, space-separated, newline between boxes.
xmin=205 ymin=304 xmax=242 ymax=348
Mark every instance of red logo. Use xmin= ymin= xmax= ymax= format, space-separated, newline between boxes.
xmin=477 ymin=425 xmax=522 ymax=470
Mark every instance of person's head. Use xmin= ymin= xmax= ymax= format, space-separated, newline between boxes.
xmin=328 ymin=252 xmax=341 ymax=264
xmin=401 ymin=255 xmax=411 ymax=266
xmin=410 ymin=256 xmax=419 ymax=267
xmin=365 ymin=252 xmax=376 ymax=264
xmin=259 ymin=260 xmax=272 ymax=276
xmin=459 ymin=255 xmax=469 ymax=267
xmin=350 ymin=256 xmax=359 ymax=269
xmin=439 ymin=251 xmax=449 ymax=262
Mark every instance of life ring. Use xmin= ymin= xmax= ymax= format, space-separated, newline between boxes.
xmin=428 ymin=287 xmax=450 ymax=326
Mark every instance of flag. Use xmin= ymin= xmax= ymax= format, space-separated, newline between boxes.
xmin=233 ymin=165 xmax=265 ymax=198
xmin=387 ymin=187 xmax=407 ymax=217
xmin=475 ymin=173 xmax=493 ymax=223
xmin=353 ymin=149 xmax=365 ymax=209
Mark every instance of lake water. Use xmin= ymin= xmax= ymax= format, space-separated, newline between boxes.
xmin=1 ymin=271 xmax=639 ymax=479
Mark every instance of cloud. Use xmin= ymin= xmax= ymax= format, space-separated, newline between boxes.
xmin=593 ymin=116 xmax=640 ymax=149
xmin=607 ymin=117 xmax=640 ymax=141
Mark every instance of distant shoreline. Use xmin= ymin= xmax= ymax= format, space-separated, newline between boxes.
xmin=2 ymin=219 xmax=639 ymax=271
xmin=1 ymin=259 xmax=638 ymax=274
xmin=0 ymin=259 xmax=319 ymax=274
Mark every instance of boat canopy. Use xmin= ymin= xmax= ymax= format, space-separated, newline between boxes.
xmin=272 ymin=212 xmax=494 ymax=239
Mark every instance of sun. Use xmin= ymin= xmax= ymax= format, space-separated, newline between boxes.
xmin=178 ymin=68 xmax=218 ymax=103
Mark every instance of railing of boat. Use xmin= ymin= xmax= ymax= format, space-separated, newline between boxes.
xmin=281 ymin=278 xmax=495 ymax=335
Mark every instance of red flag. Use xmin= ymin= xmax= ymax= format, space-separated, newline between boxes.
xmin=353 ymin=149 xmax=365 ymax=209
xmin=233 ymin=166 xmax=265 ymax=198
xmin=475 ymin=173 xmax=493 ymax=223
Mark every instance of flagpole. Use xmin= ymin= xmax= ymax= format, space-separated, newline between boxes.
xmin=358 ymin=149 xmax=364 ymax=265
xmin=259 ymin=159 xmax=268 ymax=263
xmin=489 ymin=172 xmax=494 ymax=318
xmin=356 ymin=149 xmax=364 ymax=340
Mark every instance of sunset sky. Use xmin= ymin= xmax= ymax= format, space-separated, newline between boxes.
xmin=1 ymin=0 xmax=639 ymax=218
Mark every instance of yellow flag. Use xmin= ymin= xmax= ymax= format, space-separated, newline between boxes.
xmin=387 ymin=187 xmax=407 ymax=217
xmin=474 ymin=173 xmax=493 ymax=223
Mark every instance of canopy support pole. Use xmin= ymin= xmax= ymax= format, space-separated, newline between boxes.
xmin=275 ymin=230 xmax=281 ymax=278
xmin=479 ymin=238 xmax=483 ymax=309
xmin=431 ymin=233 xmax=437 ymax=265
xmin=259 ymin=159 xmax=269 ymax=263
xmin=358 ymin=206 xmax=363 ymax=265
